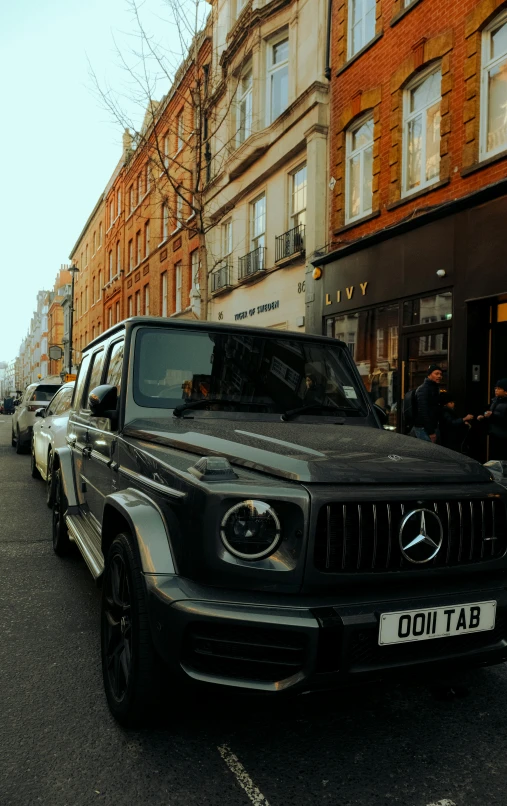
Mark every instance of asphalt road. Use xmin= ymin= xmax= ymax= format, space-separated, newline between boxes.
xmin=2 ymin=414 xmax=507 ymax=806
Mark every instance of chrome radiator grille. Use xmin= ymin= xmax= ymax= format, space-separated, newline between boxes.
xmin=314 ymin=498 xmax=507 ymax=572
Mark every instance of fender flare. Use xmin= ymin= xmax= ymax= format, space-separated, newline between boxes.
xmin=102 ymin=489 xmax=176 ymax=575
xmin=52 ymin=446 xmax=78 ymax=508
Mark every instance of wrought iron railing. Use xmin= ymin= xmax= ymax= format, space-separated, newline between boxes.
xmin=275 ymin=224 xmax=306 ymax=263
xmin=238 ymin=246 xmax=266 ymax=280
xmin=211 ymin=260 xmax=232 ymax=292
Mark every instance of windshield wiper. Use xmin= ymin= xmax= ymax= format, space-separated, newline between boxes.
xmin=280 ymin=403 xmax=348 ymax=422
xmin=173 ymin=398 xmax=268 ymax=418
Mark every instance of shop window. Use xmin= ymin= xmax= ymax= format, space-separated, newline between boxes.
xmin=328 ymin=305 xmax=399 ymax=427
xmin=346 ymin=114 xmax=373 ymax=222
xmin=481 ymin=11 xmax=507 ymax=159
xmin=497 ymin=302 xmax=507 ymax=323
xmin=403 ymin=292 xmax=452 ymax=326
xmin=348 ymin=0 xmax=375 ymax=58
xmin=403 ymin=66 xmax=441 ymax=196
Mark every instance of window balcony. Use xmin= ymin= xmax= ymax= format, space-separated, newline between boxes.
xmin=238 ymin=246 xmax=266 ymax=281
xmin=211 ymin=260 xmax=233 ymax=293
xmin=275 ymin=224 xmax=305 ymax=264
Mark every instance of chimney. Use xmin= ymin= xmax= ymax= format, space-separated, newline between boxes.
xmin=122 ymin=129 xmax=132 ymax=158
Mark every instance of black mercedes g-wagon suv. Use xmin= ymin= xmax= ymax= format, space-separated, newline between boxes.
xmin=50 ymin=317 xmax=507 ymax=724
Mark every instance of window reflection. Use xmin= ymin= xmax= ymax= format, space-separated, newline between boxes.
xmin=403 ymin=292 xmax=452 ymax=326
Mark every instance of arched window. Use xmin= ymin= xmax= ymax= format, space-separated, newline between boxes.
xmin=402 ymin=65 xmax=441 ymax=195
xmin=481 ymin=10 xmax=507 ymax=159
xmin=345 ymin=114 xmax=374 ymax=222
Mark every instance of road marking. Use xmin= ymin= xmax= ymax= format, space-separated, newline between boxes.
xmin=218 ymin=744 xmax=270 ymax=806
xmin=426 ymin=800 xmax=456 ymax=806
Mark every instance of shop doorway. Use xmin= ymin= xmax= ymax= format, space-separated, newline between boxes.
xmin=401 ymin=328 xmax=450 ymax=429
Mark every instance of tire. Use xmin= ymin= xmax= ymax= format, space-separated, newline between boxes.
xmin=16 ymin=427 xmax=26 ymax=455
xmin=31 ymin=442 xmax=41 ymax=479
xmin=11 ymin=430 xmax=15 ymax=448
xmin=52 ymin=468 xmax=70 ymax=556
xmin=101 ymin=532 xmax=163 ymax=726
xmin=46 ymin=451 xmax=54 ymax=508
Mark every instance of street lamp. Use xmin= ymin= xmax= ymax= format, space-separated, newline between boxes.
xmin=68 ymin=264 xmax=79 ymax=375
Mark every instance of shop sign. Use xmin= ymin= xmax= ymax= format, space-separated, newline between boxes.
xmin=231 ymin=300 xmax=280 ymax=321
xmin=326 ymin=282 xmax=368 ymax=305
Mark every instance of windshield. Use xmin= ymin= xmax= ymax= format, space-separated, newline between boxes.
xmin=133 ymin=327 xmax=368 ymax=417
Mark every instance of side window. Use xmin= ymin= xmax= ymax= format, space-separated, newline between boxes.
xmin=46 ymin=390 xmax=63 ymax=417
xmin=105 ymin=340 xmax=124 ymax=395
xmin=52 ymin=387 xmax=74 ymax=415
xmin=72 ymin=354 xmax=91 ymax=411
xmin=82 ymin=350 xmax=105 ymax=410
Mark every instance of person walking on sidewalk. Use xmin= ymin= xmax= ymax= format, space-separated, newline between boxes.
xmin=412 ymin=364 xmax=443 ymax=443
xmin=478 ymin=378 xmax=507 ymax=459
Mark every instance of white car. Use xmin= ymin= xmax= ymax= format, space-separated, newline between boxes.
xmin=31 ymin=382 xmax=75 ymax=506
xmin=12 ymin=380 xmax=62 ymax=453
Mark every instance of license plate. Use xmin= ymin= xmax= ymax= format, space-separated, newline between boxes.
xmin=378 ymin=601 xmax=496 ymax=646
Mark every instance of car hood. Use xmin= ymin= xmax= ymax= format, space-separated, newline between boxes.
xmin=123 ymin=417 xmax=493 ymax=484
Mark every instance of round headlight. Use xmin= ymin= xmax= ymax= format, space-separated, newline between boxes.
xmin=220 ymin=500 xmax=281 ymax=560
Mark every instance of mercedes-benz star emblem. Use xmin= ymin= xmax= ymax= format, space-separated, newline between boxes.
xmin=399 ymin=508 xmax=443 ymax=564
xmin=388 ymin=454 xmax=402 ymax=462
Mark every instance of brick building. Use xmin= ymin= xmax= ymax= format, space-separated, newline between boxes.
xmin=312 ymin=0 xmax=507 ymax=460
xmin=47 ymin=266 xmax=72 ymax=377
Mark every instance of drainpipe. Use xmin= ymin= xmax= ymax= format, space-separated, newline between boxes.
xmin=325 ymin=0 xmax=333 ymax=80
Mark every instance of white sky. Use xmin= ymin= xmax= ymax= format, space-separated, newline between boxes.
xmin=0 ymin=0 xmax=190 ymax=361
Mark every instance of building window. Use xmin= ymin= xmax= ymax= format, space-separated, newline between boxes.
xmin=85 ymin=244 xmax=89 ymax=266
xmin=222 ymin=220 xmax=232 ymax=259
xmin=99 ymin=222 xmax=103 ymax=246
xmin=251 ymin=194 xmax=266 ymax=252
xmin=116 ymin=240 xmax=121 ymax=276
xmin=144 ymin=220 xmax=150 ymax=257
xmin=146 ymin=163 xmax=151 ymax=192
xmin=128 ymin=239 xmax=133 ymax=271
xmin=161 ymin=272 xmax=168 ymax=316
xmin=403 ymin=66 xmax=441 ymax=196
xmin=108 ymin=250 xmax=113 ymax=282
xmin=98 ymin=270 xmax=102 ymax=300
xmin=175 ymin=262 xmax=182 ymax=313
xmin=109 ymin=199 xmax=114 ymax=228
xmin=129 ymin=184 xmax=134 ymax=213
xmin=116 ymin=300 xmax=120 ymax=323
xmin=290 ymin=164 xmax=307 ymax=228
xmin=348 ymin=0 xmax=376 ymax=58
xmin=135 ymin=290 xmax=141 ymax=315
xmin=481 ymin=11 xmax=507 ymax=159
xmin=237 ymin=68 xmax=253 ymax=145
xmin=143 ymin=285 xmax=149 ymax=315
xmin=136 ymin=230 xmax=141 ymax=265
xmin=117 ymin=188 xmax=121 ymax=217
xmin=176 ymin=193 xmax=183 ymax=228
xmin=346 ymin=115 xmax=374 ymax=222
xmin=162 ymin=204 xmax=169 ymax=240
xmin=84 ymin=286 xmax=88 ymax=311
xmin=177 ymin=112 xmax=184 ymax=152
xmin=137 ymin=173 xmax=142 ymax=203
xmin=92 ymin=276 xmax=96 ymax=303
xmin=108 ymin=308 xmax=113 ymax=328
xmin=191 ymin=249 xmax=199 ymax=292
xmin=267 ymin=37 xmax=289 ymax=123
xmin=164 ymin=134 xmax=169 ymax=168
xmin=128 ymin=296 xmax=133 ymax=317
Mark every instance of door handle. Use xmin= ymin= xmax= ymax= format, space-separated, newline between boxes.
xmin=66 ymin=436 xmax=76 ymax=447
xmin=82 ymin=445 xmax=92 ymax=458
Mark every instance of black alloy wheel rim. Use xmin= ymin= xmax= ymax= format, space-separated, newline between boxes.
xmin=31 ymin=445 xmax=36 ymax=473
xmin=52 ymin=478 xmax=63 ymax=548
xmin=103 ymin=554 xmax=133 ymax=702
xmin=46 ymin=457 xmax=52 ymax=502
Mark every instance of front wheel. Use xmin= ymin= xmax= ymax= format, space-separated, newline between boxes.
xmin=46 ymin=451 xmax=54 ymax=508
xmin=52 ymin=468 xmax=70 ymax=556
xmin=101 ymin=532 xmax=163 ymax=726
xmin=31 ymin=442 xmax=41 ymax=479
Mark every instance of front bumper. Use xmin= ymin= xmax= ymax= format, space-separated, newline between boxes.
xmin=146 ymin=577 xmax=507 ymax=693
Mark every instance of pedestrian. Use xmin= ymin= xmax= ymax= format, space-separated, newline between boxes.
xmin=439 ymin=392 xmax=474 ymax=453
xmin=411 ymin=364 xmax=443 ymax=443
xmin=478 ymin=378 xmax=507 ymax=459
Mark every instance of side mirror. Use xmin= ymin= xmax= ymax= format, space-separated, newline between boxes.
xmin=89 ymin=384 xmax=118 ymax=418
xmin=373 ymin=403 xmax=388 ymax=426
xmin=35 ymin=408 xmax=46 ymax=418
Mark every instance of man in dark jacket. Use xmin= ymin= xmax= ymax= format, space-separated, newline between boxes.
xmin=478 ymin=378 xmax=507 ymax=459
xmin=439 ymin=393 xmax=474 ymax=452
xmin=412 ymin=364 xmax=443 ymax=443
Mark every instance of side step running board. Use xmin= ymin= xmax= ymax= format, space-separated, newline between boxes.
xmin=66 ymin=515 xmax=104 ymax=579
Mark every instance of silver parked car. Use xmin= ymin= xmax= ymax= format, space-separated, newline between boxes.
xmin=31 ymin=382 xmax=75 ymax=505
xmin=12 ymin=380 xmax=62 ymax=454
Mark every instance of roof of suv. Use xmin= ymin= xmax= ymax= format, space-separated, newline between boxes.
xmin=83 ymin=316 xmax=341 ymax=354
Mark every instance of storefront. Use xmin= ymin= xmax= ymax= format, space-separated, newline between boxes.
xmin=208 ymin=262 xmax=306 ymax=332
xmin=313 ymin=184 xmax=507 ymax=460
